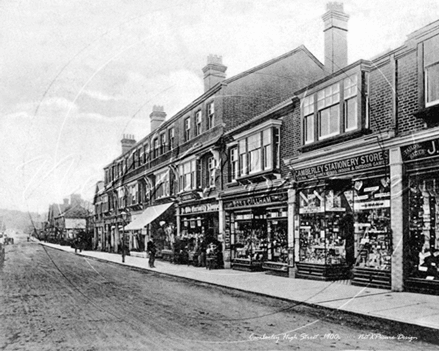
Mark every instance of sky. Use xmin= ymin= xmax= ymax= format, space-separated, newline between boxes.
xmin=0 ymin=0 xmax=438 ymax=214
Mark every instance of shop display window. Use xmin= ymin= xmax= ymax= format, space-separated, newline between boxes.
xmin=407 ymin=175 xmax=439 ymax=281
xmin=267 ymin=219 xmax=288 ymax=263
xmin=353 ymin=177 xmax=392 ymax=271
xmin=233 ymin=214 xmax=268 ymax=261
xmin=298 ymin=186 xmax=353 ymax=265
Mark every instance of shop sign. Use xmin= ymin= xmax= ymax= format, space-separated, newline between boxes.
xmin=294 ymin=151 xmax=389 ymax=182
xmin=354 ymin=199 xmax=390 ymax=211
xmin=182 ymin=203 xmax=219 ymax=214
xmin=225 ymin=193 xmax=287 ymax=209
xmin=401 ymin=139 xmax=439 ymax=162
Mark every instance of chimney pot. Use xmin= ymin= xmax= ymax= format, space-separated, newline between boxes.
xmin=121 ymin=134 xmax=136 ymax=155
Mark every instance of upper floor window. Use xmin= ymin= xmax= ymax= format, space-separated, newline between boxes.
xmin=207 ymin=101 xmax=215 ymax=129
xmin=229 ymin=147 xmax=238 ymax=182
xmin=195 ymin=110 xmax=202 ymax=136
xmin=303 ymin=74 xmax=360 ymax=145
xmin=179 ymin=159 xmax=197 ymax=192
xmin=143 ymin=143 xmax=149 ymax=163
xmin=153 ymin=138 xmax=159 ymax=158
xmin=318 ymin=82 xmax=340 ymax=139
xmin=155 ymin=171 xmax=169 ymax=199
xmin=184 ymin=117 xmax=191 ymax=141
xmin=424 ymin=35 xmax=439 ymax=107
xmin=168 ymin=128 xmax=175 ymax=150
xmin=160 ymin=132 xmax=167 ymax=155
xmin=233 ymin=126 xmax=280 ymax=178
xmin=208 ymin=156 xmax=217 ymax=187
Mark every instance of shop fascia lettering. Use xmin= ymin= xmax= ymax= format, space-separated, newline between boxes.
xmin=226 ymin=193 xmax=287 ymax=209
xmin=295 ymin=151 xmax=388 ymax=181
xmin=401 ymin=139 xmax=438 ymax=161
xmin=183 ymin=203 xmax=219 ymax=214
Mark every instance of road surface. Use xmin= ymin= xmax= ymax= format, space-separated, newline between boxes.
xmin=0 ymin=236 xmax=436 ymax=350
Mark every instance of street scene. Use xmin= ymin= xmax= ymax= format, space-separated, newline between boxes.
xmin=1 ymin=0 xmax=439 ymax=350
xmin=0 ymin=236 xmax=437 ymax=350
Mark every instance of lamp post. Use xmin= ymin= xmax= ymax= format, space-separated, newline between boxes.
xmin=121 ymin=211 xmax=127 ymax=263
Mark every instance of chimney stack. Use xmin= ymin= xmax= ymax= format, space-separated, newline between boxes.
xmin=121 ymin=134 xmax=136 ymax=155
xmin=202 ymin=55 xmax=227 ymax=92
xmin=149 ymin=105 xmax=166 ymax=133
xmin=322 ymin=2 xmax=349 ymax=74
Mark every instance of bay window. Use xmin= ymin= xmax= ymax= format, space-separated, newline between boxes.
xmin=302 ymin=73 xmax=362 ymax=145
xmin=230 ymin=124 xmax=281 ymax=181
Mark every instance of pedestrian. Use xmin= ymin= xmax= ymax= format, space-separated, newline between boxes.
xmin=147 ymin=237 xmax=156 ymax=268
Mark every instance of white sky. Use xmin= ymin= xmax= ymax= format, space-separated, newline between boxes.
xmin=0 ymin=0 xmax=438 ymax=214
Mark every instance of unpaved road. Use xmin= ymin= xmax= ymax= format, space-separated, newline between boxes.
xmin=0 ymin=237 xmax=436 ymax=351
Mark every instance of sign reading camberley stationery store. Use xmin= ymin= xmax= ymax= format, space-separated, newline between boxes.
xmin=294 ymin=150 xmax=389 ymax=182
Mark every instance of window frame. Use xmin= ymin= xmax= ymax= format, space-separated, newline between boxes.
xmin=207 ymin=101 xmax=215 ymax=129
xmin=195 ymin=110 xmax=202 ymax=136
xmin=168 ymin=128 xmax=175 ymax=150
xmin=184 ymin=117 xmax=191 ymax=141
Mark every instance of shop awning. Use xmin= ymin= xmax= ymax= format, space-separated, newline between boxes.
xmin=124 ymin=203 xmax=173 ymax=230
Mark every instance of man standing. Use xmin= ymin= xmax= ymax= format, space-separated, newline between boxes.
xmin=147 ymin=238 xmax=156 ymax=268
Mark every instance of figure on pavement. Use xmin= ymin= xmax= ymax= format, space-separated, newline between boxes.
xmin=147 ymin=237 xmax=156 ymax=268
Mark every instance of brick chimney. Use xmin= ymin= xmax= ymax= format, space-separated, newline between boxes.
xmin=121 ymin=134 xmax=136 ymax=155
xmin=202 ymin=55 xmax=227 ymax=92
xmin=149 ymin=105 xmax=166 ymax=133
xmin=322 ymin=2 xmax=349 ymax=74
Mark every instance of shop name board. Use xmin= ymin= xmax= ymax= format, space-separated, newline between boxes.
xmin=183 ymin=203 xmax=219 ymax=214
xmin=295 ymin=151 xmax=389 ymax=181
xmin=401 ymin=139 xmax=438 ymax=162
xmin=226 ymin=193 xmax=287 ymax=209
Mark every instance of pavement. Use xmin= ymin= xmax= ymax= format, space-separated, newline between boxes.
xmin=36 ymin=241 xmax=439 ymax=335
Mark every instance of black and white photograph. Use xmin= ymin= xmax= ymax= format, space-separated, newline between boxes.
xmin=0 ymin=0 xmax=438 ymax=350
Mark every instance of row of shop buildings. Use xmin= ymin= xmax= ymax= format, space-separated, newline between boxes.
xmin=92 ymin=3 xmax=439 ymax=295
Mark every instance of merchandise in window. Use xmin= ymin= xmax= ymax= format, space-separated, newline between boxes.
xmin=232 ymin=213 xmax=267 ymax=261
xmin=353 ymin=177 xmax=392 ymax=271
xmin=408 ymin=175 xmax=439 ymax=280
xmin=267 ymin=209 xmax=288 ymax=263
xmin=298 ymin=187 xmax=353 ymax=265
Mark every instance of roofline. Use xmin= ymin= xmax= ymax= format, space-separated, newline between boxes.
xmin=224 ymin=45 xmax=324 ymax=85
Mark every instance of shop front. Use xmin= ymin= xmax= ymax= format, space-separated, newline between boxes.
xmin=293 ymin=149 xmax=392 ymax=287
xmin=402 ymin=139 xmax=439 ymax=295
xmin=225 ymin=191 xmax=289 ymax=274
xmin=176 ymin=200 xmax=220 ymax=266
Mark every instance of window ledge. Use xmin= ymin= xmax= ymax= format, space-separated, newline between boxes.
xmin=299 ymin=129 xmax=372 ymax=152
xmin=236 ymin=169 xmax=280 ymax=184
xmin=413 ymin=104 xmax=439 ymax=127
